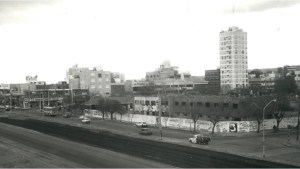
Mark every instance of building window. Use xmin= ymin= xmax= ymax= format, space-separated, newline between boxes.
xmin=99 ymin=86 xmax=102 ymax=89
xmin=91 ymin=85 xmax=95 ymax=89
xmin=182 ymin=102 xmax=186 ymax=106
xmin=223 ymin=103 xmax=229 ymax=108
xmin=145 ymin=101 xmax=150 ymax=106
xmin=135 ymin=100 xmax=139 ymax=105
xmin=98 ymin=74 xmax=102 ymax=78
xmin=106 ymin=78 xmax=109 ymax=82
xmin=214 ymin=103 xmax=218 ymax=107
xmin=190 ymin=102 xmax=194 ymax=107
xmin=197 ymin=102 xmax=202 ymax=106
xmin=151 ymin=101 xmax=156 ymax=106
xmin=205 ymin=102 xmax=210 ymax=107
xmin=175 ymin=101 xmax=179 ymax=106
xmin=233 ymin=103 xmax=238 ymax=109
xmin=105 ymin=85 xmax=109 ymax=89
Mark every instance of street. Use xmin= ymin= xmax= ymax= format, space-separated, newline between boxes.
xmin=0 ymin=122 xmax=173 ymax=168
xmin=0 ymin=110 xmax=297 ymax=168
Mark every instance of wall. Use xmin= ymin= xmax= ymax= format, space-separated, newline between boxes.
xmin=114 ymin=113 xmax=299 ymax=133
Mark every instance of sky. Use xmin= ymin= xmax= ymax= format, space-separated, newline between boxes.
xmin=0 ymin=0 xmax=300 ymax=84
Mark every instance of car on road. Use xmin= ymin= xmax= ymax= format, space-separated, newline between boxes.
xmin=135 ymin=122 xmax=148 ymax=128
xmin=139 ymin=128 xmax=152 ymax=135
xmin=189 ymin=134 xmax=211 ymax=145
xmin=5 ymin=105 xmax=10 ymax=111
xmin=21 ymin=107 xmax=30 ymax=111
xmin=62 ymin=112 xmax=71 ymax=118
xmin=81 ymin=117 xmax=91 ymax=124
xmin=79 ymin=115 xmax=85 ymax=120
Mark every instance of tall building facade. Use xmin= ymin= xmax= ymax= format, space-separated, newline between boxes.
xmin=219 ymin=27 xmax=248 ymax=93
xmin=67 ymin=65 xmax=112 ymax=96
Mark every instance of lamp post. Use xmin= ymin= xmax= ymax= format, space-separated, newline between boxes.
xmin=157 ymin=97 xmax=162 ymax=140
xmin=9 ymin=90 xmax=12 ymax=113
xmin=262 ymin=99 xmax=276 ymax=158
xmin=296 ymin=95 xmax=299 ymax=141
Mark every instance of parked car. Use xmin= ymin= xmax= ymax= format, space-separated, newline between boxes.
xmin=139 ymin=128 xmax=152 ymax=135
xmin=5 ymin=105 xmax=10 ymax=111
xmin=14 ymin=106 xmax=21 ymax=110
xmin=81 ymin=117 xmax=91 ymax=124
xmin=62 ymin=112 xmax=71 ymax=118
xmin=79 ymin=115 xmax=85 ymax=120
xmin=21 ymin=107 xmax=30 ymax=111
xmin=135 ymin=122 xmax=148 ymax=128
xmin=0 ymin=105 xmax=5 ymax=109
xmin=189 ymin=134 xmax=211 ymax=145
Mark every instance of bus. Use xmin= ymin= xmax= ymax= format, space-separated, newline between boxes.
xmin=43 ymin=107 xmax=59 ymax=116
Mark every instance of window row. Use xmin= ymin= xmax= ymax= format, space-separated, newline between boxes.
xmin=174 ymin=101 xmax=239 ymax=109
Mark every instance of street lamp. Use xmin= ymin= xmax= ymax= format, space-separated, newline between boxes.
xmin=157 ymin=97 xmax=163 ymax=140
xmin=296 ymin=95 xmax=300 ymax=141
xmin=262 ymin=99 xmax=276 ymax=158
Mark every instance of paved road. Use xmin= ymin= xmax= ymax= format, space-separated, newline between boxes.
xmin=0 ymin=117 xmax=296 ymax=168
xmin=0 ymin=122 xmax=173 ymax=168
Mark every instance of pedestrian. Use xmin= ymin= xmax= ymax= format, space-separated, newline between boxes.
xmin=273 ymin=125 xmax=276 ymax=133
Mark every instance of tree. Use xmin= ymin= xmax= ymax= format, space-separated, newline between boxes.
xmin=274 ymin=76 xmax=297 ymax=95
xmin=209 ymin=114 xmax=221 ymax=134
xmin=272 ymin=94 xmax=293 ymax=131
xmin=96 ymin=98 xmax=125 ymax=120
xmin=206 ymin=103 xmax=223 ymax=134
xmin=108 ymin=99 xmax=125 ymax=120
xmin=273 ymin=76 xmax=296 ymax=131
xmin=241 ymin=96 xmax=276 ymax=133
xmin=249 ymin=69 xmax=263 ymax=78
xmin=191 ymin=110 xmax=201 ymax=132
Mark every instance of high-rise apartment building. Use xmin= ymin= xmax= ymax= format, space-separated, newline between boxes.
xmin=219 ymin=26 xmax=248 ymax=93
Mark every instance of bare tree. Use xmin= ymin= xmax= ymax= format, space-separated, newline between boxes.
xmin=241 ymin=96 xmax=276 ymax=133
xmin=209 ymin=114 xmax=221 ymax=134
xmin=273 ymin=94 xmax=293 ymax=131
xmin=191 ymin=110 xmax=201 ymax=132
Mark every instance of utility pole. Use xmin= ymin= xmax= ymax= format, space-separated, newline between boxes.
xmin=48 ymin=89 xmax=50 ymax=106
xmin=297 ymin=94 xmax=299 ymax=141
xmin=157 ymin=96 xmax=163 ymax=140
xmin=9 ymin=90 xmax=12 ymax=113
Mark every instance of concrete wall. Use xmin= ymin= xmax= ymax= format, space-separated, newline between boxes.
xmin=115 ymin=113 xmax=299 ymax=133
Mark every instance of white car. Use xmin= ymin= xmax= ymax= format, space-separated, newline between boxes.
xmin=81 ymin=117 xmax=91 ymax=124
xmin=135 ymin=122 xmax=148 ymax=128
xmin=79 ymin=115 xmax=85 ymax=120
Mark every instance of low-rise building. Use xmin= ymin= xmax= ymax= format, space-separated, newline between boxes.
xmin=134 ymin=95 xmax=246 ymax=121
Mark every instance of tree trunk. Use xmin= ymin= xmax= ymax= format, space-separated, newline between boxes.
xmin=111 ymin=112 xmax=113 ymax=120
xmin=102 ymin=111 xmax=105 ymax=120
xmin=120 ymin=114 xmax=123 ymax=122
xmin=193 ymin=120 xmax=197 ymax=132
xmin=276 ymin=120 xmax=280 ymax=131
xmin=211 ymin=123 xmax=216 ymax=134
xmin=257 ymin=121 xmax=261 ymax=133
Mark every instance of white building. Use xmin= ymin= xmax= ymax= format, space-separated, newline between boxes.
xmin=219 ymin=26 xmax=248 ymax=93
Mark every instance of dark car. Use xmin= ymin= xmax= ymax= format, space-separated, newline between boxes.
xmin=139 ymin=128 xmax=152 ymax=135
xmin=189 ymin=134 xmax=211 ymax=145
xmin=62 ymin=113 xmax=71 ymax=118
